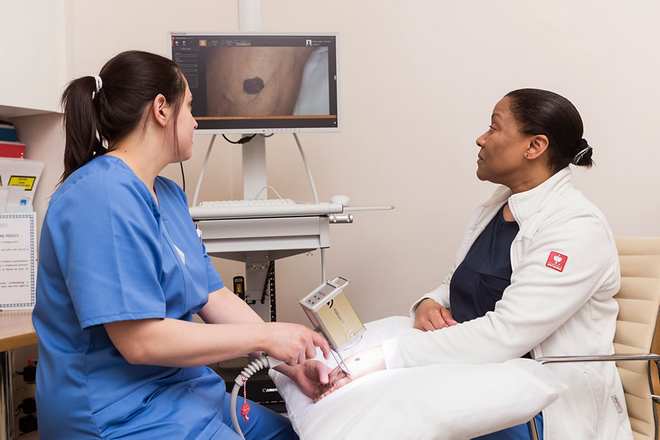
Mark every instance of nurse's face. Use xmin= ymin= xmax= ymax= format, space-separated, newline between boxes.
xmin=474 ymin=97 xmax=531 ymax=186
xmin=173 ymin=80 xmax=197 ymax=161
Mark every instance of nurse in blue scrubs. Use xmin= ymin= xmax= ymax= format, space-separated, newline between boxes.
xmin=33 ymin=50 xmax=330 ymax=439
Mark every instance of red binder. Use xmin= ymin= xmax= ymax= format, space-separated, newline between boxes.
xmin=0 ymin=141 xmax=25 ymax=159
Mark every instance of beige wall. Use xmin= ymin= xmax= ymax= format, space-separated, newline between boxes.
xmin=19 ymin=0 xmax=660 ymax=325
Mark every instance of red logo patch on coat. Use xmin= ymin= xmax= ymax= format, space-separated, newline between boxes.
xmin=546 ymin=251 xmax=568 ymax=272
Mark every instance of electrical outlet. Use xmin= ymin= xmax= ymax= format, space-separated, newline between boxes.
xmin=14 ymin=385 xmax=28 ymax=410
xmin=13 ymin=368 xmax=36 ymax=415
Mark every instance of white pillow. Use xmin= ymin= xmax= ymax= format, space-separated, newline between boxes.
xmin=271 ymin=316 xmax=564 ymax=440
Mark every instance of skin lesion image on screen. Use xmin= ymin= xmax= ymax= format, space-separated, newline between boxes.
xmin=203 ymin=46 xmax=331 ymax=118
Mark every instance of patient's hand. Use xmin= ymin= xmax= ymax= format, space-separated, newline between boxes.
xmin=287 ymin=360 xmax=332 ymax=401
xmin=413 ymin=299 xmax=457 ymax=331
xmin=317 ymin=346 xmax=386 ymax=401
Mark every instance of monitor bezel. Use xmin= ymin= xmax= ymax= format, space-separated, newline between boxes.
xmin=170 ymin=32 xmax=341 ymax=135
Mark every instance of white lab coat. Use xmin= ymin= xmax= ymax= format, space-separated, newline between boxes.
xmin=382 ymin=168 xmax=633 ymax=439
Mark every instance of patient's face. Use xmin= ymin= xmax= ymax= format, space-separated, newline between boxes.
xmin=474 ymin=97 xmax=531 ymax=186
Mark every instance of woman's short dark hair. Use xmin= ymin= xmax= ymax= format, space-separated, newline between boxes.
xmin=505 ymin=88 xmax=593 ymax=171
xmin=60 ymin=50 xmax=186 ymax=181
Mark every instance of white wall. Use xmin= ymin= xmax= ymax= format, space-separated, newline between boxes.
xmin=21 ymin=0 xmax=660 ymax=325
xmin=14 ymin=115 xmax=64 ymax=229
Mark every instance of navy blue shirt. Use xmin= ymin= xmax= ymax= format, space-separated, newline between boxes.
xmin=449 ymin=206 xmax=519 ymax=323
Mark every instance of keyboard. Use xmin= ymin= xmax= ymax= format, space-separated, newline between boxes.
xmin=190 ymin=199 xmax=344 ymax=220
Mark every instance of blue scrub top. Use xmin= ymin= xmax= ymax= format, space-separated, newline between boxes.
xmin=33 ymin=155 xmax=229 ymax=438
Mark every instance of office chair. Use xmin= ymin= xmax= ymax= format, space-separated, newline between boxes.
xmin=529 ymin=237 xmax=660 ymax=440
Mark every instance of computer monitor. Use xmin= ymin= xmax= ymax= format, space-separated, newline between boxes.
xmin=171 ymin=33 xmax=339 ymax=134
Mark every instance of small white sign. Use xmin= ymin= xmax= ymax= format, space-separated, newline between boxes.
xmin=0 ymin=212 xmax=36 ymax=309
xmin=0 ymin=157 xmax=44 ymax=212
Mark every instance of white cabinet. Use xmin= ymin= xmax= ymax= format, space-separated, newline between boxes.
xmin=0 ymin=0 xmax=67 ymax=118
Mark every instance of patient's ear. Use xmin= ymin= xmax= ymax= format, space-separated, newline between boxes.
xmin=525 ymin=134 xmax=549 ymax=160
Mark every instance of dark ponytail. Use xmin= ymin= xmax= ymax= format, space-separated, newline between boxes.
xmin=60 ymin=50 xmax=186 ymax=182
xmin=505 ymin=88 xmax=594 ymax=172
xmin=61 ymin=76 xmax=105 ymax=182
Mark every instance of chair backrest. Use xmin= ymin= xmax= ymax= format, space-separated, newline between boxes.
xmin=615 ymin=237 xmax=660 ymax=440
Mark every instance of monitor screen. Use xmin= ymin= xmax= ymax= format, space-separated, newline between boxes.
xmin=171 ymin=33 xmax=338 ymax=133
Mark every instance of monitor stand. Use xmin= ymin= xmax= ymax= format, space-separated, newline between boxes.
xmin=239 ymin=0 xmax=276 ymax=321
xmin=242 ymin=134 xmax=266 ymax=200
xmin=200 ymin=0 xmax=327 ymax=322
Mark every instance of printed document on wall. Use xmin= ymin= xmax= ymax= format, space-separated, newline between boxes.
xmin=0 ymin=212 xmax=36 ymax=309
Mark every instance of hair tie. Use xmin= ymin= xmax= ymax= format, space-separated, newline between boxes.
xmin=91 ymin=75 xmax=103 ymax=100
xmin=572 ymin=139 xmax=592 ymax=165
xmin=95 ymin=129 xmax=109 ymax=150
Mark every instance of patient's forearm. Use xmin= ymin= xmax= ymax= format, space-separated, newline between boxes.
xmin=344 ymin=346 xmax=386 ymax=376
xmin=206 ymin=46 xmax=313 ymax=116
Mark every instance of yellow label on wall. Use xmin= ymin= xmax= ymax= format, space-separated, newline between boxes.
xmin=8 ymin=176 xmax=35 ymax=191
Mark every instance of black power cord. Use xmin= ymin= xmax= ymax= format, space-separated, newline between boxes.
xmin=222 ymin=134 xmax=257 ymax=144
xmin=179 ymin=161 xmax=186 ymax=193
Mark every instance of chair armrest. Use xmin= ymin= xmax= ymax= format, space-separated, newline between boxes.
xmin=536 ymin=354 xmax=660 ymax=364
xmin=536 ymin=353 xmax=660 ymax=403
xmin=526 ymin=354 xmax=660 ymax=439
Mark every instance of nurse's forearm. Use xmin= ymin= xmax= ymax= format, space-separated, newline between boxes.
xmin=105 ymin=318 xmax=270 ymax=367
xmin=198 ymin=290 xmax=321 ymax=380
xmin=198 ymin=287 xmax=263 ymax=325
xmin=198 ymin=288 xmax=266 ymax=359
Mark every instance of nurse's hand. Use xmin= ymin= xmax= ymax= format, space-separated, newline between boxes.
xmin=413 ymin=298 xmax=457 ymax=331
xmin=263 ymin=323 xmax=330 ymax=365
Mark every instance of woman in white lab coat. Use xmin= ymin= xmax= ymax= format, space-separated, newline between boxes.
xmin=321 ymin=89 xmax=632 ymax=440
